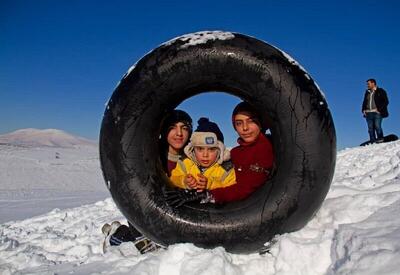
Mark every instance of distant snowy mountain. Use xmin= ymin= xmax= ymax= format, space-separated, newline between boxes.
xmin=0 ymin=133 xmax=108 ymax=223
xmin=0 ymin=128 xmax=97 ymax=148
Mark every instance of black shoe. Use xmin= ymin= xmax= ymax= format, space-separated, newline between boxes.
xmin=133 ymin=237 xmax=161 ymax=254
xmin=110 ymin=224 xmax=138 ymax=245
xmin=127 ymin=222 xmax=143 ymax=239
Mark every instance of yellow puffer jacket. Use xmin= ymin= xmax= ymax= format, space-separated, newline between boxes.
xmin=169 ymin=158 xmax=236 ymax=190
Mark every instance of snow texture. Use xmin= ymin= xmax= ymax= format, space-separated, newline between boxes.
xmin=0 ymin=129 xmax=108 ymax=223
xmin=164 ymin=30 xmax=235 ymax=49
xmin=1 ymin=132 xmax=400 ymax=274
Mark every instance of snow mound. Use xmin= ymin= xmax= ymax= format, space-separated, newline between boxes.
xmin=0 ymin=141 xmax=108 ymax=223
xmin=0 ymin=128 xmax=96 ymax=148
xmin=0 ymin=142 xmax=104 ymax=192
xmin=1 ymin=141 xmax=400 ymax=274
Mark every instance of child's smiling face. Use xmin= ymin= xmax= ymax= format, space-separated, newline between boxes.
xmin=167 ymin=122 xmax=190 ymax=154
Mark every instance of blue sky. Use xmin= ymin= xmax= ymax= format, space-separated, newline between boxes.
xmin=1 ymin=0 xmax=399 ymax=149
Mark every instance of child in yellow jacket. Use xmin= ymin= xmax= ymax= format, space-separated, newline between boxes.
xmin=170 ymin=117 xmax=236 ymax=190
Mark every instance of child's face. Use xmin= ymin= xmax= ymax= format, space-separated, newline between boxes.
xmin=167 ymin=122 xmax=190 ymax=154
xmin=194 ymin=146 xmax=219 ymax=168
xmin=234 ymin=112 xmax=261 ymax=143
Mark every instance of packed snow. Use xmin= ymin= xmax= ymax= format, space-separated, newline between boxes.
xmin=0 ymin=129 xmax=108 ymax=223
xmin=164 ymin=31 xmax=235 ymax=49
xmin=1 ymin=133 xmax=400 ymax=274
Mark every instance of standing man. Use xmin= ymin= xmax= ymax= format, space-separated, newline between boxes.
xmin=362 ymin=78 xmax=389 ymax=143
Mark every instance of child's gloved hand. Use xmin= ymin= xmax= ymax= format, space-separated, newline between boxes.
xmin=196 ymin=174 xmax=208 ymax=190
xmin=184 ymin=174 xmax=198 ymax=189
xmin=164 ymin=189 xmax=209 ymax=208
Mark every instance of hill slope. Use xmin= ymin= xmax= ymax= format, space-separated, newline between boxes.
xmin=0 ymin=129 xmax=108 ymax=223
xmin=0 ymin=128 xmax=96 ymax=148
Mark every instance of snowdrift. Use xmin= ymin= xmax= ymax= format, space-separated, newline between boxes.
xmin=1 ymin=141 xmax=400 ymax=274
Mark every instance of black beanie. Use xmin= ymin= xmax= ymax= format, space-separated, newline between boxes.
xmin=195 ymin=117 xmax=224 ymax=143
xmin=161 ymin=109 xmax=192 ymax=138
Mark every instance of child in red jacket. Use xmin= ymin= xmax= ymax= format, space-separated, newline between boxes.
xmin=166 ymin=102 xmax=274 ymax=207
xmin=210 ymin=102 xmax=274 ymax=202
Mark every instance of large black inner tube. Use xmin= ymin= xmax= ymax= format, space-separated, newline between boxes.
xmin=100 ymin=31 xmax=336 ymax=254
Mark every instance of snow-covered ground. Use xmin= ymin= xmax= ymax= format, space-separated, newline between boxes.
xmin=0 ymin=129 xmax=108 ymax=223
xmin=1 ymin=130 xmax=400 ymax=274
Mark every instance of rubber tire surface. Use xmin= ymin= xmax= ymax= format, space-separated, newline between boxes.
xmin=100 ymin=32 xmax=336 ymax=253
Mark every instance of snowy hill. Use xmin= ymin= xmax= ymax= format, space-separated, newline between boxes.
xmin=1 ymin=141 xmax=400 ymax=274
xmin=0 ymin=129 xmax=108 ymax=223
xmin=0 ymin=128 xmax=96 ymax=148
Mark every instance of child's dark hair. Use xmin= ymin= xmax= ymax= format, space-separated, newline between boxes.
xmin=232 ymin=101 xmax=262 ymax=128
xmin=159 ymin=109 xmax=192 ymax=170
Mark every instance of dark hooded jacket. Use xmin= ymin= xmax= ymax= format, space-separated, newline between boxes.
xmin=362 ymin=87 xmax=389 ymax=118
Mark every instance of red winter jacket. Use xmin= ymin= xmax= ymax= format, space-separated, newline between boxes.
xmin=210 ymin=133 xmax=274 ymax=203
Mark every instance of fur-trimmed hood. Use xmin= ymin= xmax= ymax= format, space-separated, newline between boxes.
xmin=184 ymin=132 xmax=230 ymax=166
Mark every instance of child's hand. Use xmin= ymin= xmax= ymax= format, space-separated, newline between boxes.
xmin=184 ymin=174 xmax=198 ymax=189
xmin=196 ymin=174 xmax=208 ymax=191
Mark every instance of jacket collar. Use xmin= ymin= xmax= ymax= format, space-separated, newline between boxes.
xmin=368 ymin=87 xmax=378 ymax=93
